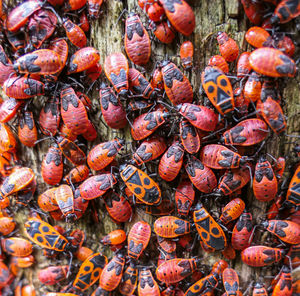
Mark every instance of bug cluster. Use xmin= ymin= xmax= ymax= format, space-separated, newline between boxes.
xmin=0 ymin=0 xmax=299 ymax=295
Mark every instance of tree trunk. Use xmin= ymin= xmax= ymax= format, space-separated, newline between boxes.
xmin=2 ymin=0 xmax=300 ymax=294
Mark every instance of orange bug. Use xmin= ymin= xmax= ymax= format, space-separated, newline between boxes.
xmin=222 ymin=268 xmax=240 ymax=295
xmin=236 ymin=52 xmax=251 ymax=78
xmin=222 ymin=243 xmax=236 ymax=260
xmin=208 ymin=55 xmax=229 ymax=74
xmin=75 ymin=246 xmax=94 ymax=261
xmin=63 ymin=18 xmax=87 ymax=48
xmin=157 ymin=235 xmax=176 ymax=253
xmin=127 ymin=221 xmax=151 ymax=260
xmin=276 ymin=35 xmax=295 ymax=57
xmin=249 ymin=48 xmax=296 ymax=77
xmin=88 ymin=0 xmax=104 ymax=19
xmin=217 ymin=32 xmax=239 ymax=62
xmin=38 ymin=188 xmax=59 ymax=212
xmin=180 ymin=118 xmax=200 ymax=154
xmin=124 ymin=13 xmax=151 ymax=66
xmin=0 ymin=98 xmax=24 ymax=123
xmin=245 ymin=26 xmax=272 ymax=48
xmin=175 ymin=178 xmax=195 ymax=216
xmin=100 ymin=229 xmax=126 ymax=246
xmin=220 ymin=198 xmax=245 ymax=224
xmin=270 ymin=0 xmax=300 ymax=24
xmin=285 ymin=163 xmax=300 ymax=207
xmin=118 ymin=262 xmax=138 ymax=296
xmin=252 ymin=282 xmax=268 ymax=296
xmin=138 ymin=268 xmax=160 ymax=296
xmin=79 ymin=11 xmax=89 ymax=32
xmin=201 ymin=66 xmax=234 ymax=115
xmin=149 ymin=20 xmax=176 ymax=44
xmin=0 ymin=261 xmax=13 ymax=288
xmin=0 ymin=217 xmax=15 ymax=235
xmin=64 ymin=165 xmax=89 ymax=185
xmin=18 ymin=111 xmax=37 ymax=147
xmin=272 ymin=265 xmax=293 ymax=296
xmin=243 ymin=72 xmax=262 ymax=103
xmin=0 ymin=122 xmax=17 ymax=153
xmin=161 ymin=61 xmax=193 ymax=105
xmin=154 ymin=216 xmax=191 ymax=238
xmin=64 ymin=0 xmax=86 ymax=10
xmin=39 ymin=97 xmax=60 ymax=136
xmin=38 ymin=265 xmax=69 ymax=285
xmin=55 ymin=184 xmax=75 ymax=221
xmin=180 ymin=41 xmax=194 ymax=69
xmin=1 ymin=237 xmax=32 ymax=257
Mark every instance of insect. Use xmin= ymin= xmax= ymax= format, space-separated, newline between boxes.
xmin=0 ymin=261 xmax=13 ymax=288
xmin=18 ymin=111 xmax=37 ymax=148
xmin=127 ymin=221 xmax=151 ymax=260
xmin=146 ymin=2 xmax=165 ymax=21
xmin=119 ymin=164 xmax=161 ymax=205
xmin=156 ymin=258 xmax=202 ymax=285
xmin=99 ymin=83 xmax=127 ymax=129
xmin=154 ymin=216 xmax=191 ymax=238
xmin=236 ymin=52 xmax=251 ymax=78
xmin=138 ymin=268 xmax=160 ymax=296
xmin=193 ymin=202 xmax=227 ymax=251
xmin=63 ymin=18 xmax=87 ymax=48
xmin=220 ymin=198 xmax=245 ymax=224
xmin=285 ymin=163 xmax=300 ymax=207
xmin=157 ymin=235 xmax=177 ymax=253
xmin=245 ymin=26 xmax=272 ymax=48
xmin=272 ymin=265 xmax=293 ymax=296
xmin=180 ymin=118 xmax=201 ymax=154
xmin=252 ymin=282 xmax=268 ymax=296
xmin=158 ymin=141 xmax=184 ymax=181
xmin=104 ymin=52 xmax=129 ymax=97
xmin=68 ymin=47 xmax=100 ymax=74
xmin=88 ymin=0 xmax=103 ymax=18
xmin=270 ymin=0 xmax=300 ymax=24
xmin=149 ymin=20 xmax=176 ymax=44
xmin=99 ymin=252 xmax=125 ymax=291
xmin=1 ymin=237 xmax=33 ymax=257
xmin=55 ymin=185 xmax=75 ymax=221
xmin=64 ymin=0 xmax=86 ymax=11
xmin=0 ymin=46 xmax=15 ymax=86
xmin=38 ymin=188 xmax=59 ymax=212
xmin=79 ymin=173 xmax=117 ymax=200
xmin=185 ymin=155 xmax=217 ymax=193
xmin=0 ymin=123 xmax=17 ymax=153
xmin=132 ymin=136 xmax=167 ymax=166
xmin=75 ymin=246 xmax=94 ymax=262
xmin=253 ymin=155 xmax=278 ymax=202
xmin=64 ymin=165 xmax=89 ymax=185
xmin=41 ymin=144 xmax=63 ymax=186
xmin=38 ymin=265 xmax=69 ymax=285
xmin=159 ymin=0 xmax=195 ymax=36
xmin=48 ymin=38 xmax=69 ymax=77
xmin=249 ymin=48 xmax=296 ymax=77
xmin=243 ymin=72 xmax=262 ymax=102
xmin=240 ymin=0 xmax=264 ymax=24
xmin=231 ymin=211 xmax=253 ymax=251
xmin=175 ymin=179 xmax=195 ymax=216
xmin=217 ymin=32 xmax=239 ymax=62
xmin=180 ymin=41 xmax=194 ymax=69
xmin=0 ymin=217 xmax=15 ymax=235
xmin=222 ymin=268 xmax=240 ymax=296
xmin=208 ymin=55 xmax=229 ymax=73
xmin=39 ymin=97 xmax=60 ymax=136
xmin=161 ymin=61 xmax=193 ymax=105
xmin=72 ymin=253 xmax=108 ymax=292
xmin=221 ymin=118 xmax=269 ymax=146
xmin=100 ymin=229 xmax=126 ymax=246
xmin=241 ymin=246 xmax=285 ymax=267
xmin=118 ymin=262 xmax=138 ymax=296
xmin=87 ymin=138 xmax=124 ymax=171
xmin=131 ymin=110 xmax=168 ymax=140
xmin=201 ymin=66 xmax=234 ymax=115
xmin=124 ymin=13 xmax=151 ymax=66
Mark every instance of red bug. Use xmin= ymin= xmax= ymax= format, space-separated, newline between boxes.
xmin=71 ymin=252 xmax=107 ymax=292
xmin=185 ymin=155 xmax=217 ymax=193
xmin=217 ymin=166 xmax=251 ymax=195
xmin=118 ymin=262 xmax=138 ymax=296
xmin=6 ymin=31 xmax=26 ymax=55
xmin=177 ymin=103 xmax=218 ymax=132
xmin=99 ymin=252 xmax=125 ymax=291
xmin=159 ymin=0 xmax=195 ymax=36
xmin=260 ymin=219 xmax=300 ymax=245
xmin=221 ymin=119 xmax=268 ymax=146
xmin=76 ymin=246 xmax=94 ymax=262
xmin=99 ymin=84 xmax=127 ymax=129
xmin=156 ymin=258 xmax=202 ymax=285
xmin=18 ymin=111 xmax=37 ymax=148
xmin=245 ymin=26 xmax=272 ymax=48
xmin=104 ymin=52 xmax=129 ymax=97
xmin=256 ymin=96 xmax=286 ymax=134
xmin=100 ymin=229 xmax=126 ymax=246
xmin=3 ymin=76 xmax=44 ymax=99
xmin=180 ymin=41 xmax=194 ymax=69
xmin=211 ymin=259 xmax=228 ymax=275
xmin=87 ymin=138 xmax=124 ymax=171
xmin=222 ymin=268 xmax=240 ymax=296
xmin=231 ymin=211 xmax=253 ymax=251
xmin=64 ymin=0 xmax=86 ymax=10
xmin=253 ymin=155 xmax=278 ymax=202
xmin=270 ymin=0 xmax=300 ymax=24
xmin=48 ymin=38 xmax=69 ymax=74
xmin=193 ymin=202 xmax=227 ymax=251
xmin=88 ymin=0 xmax=103 ymax=18
xmin=14 ymin=49 xmax=61 ymax=75
xmin=1 ymin=237 xmax=32 ymax=257
xmin=138 ymin=268 xmax=160 ymax=296
xmin=220 ymin=198 xmax=245 ymax=224
xmin=286 ymin=163 xmax=300 ymax=207
xmin=39 ymin=97 xmax=60 ymax=136
xmin=68 ymin=47 xmax=100 ymax=74
xmin=76 ymin=92 xmax=92 ymax=109
xmin=161 ymin=61 xmax=193 ymax=106
xmin=79 ymin=11 xmax=89 ymax=32
xmin=84 ymin=62 xmax=102 ymax=84
xmin=79 ymin=173 xmax=116 ymax=200
xmin=241 ymin=246 xmax=284 ymax=267
xmin=158 ymin=141 xmax=184 ymax=181
xmin=63 ymin=18 xmax=87 ymax=48
xmin=208 ymin=55 xmax=229 ymax=74
xmin=156 ymin=235 xmax=177 ymax=253
xmin=147 ymin=2 xmax=165 ymax=21
xmin=41 ymin=144 xmax=63 ymax=186
xmin=180 ymin=118 xmax=200 ymax=154
xmin=175 ymin=178 xmax=195 ymax=216
xmin=0 ymin=122 xmax=17 ymax=153
xmin=149 ymin=20 xmax=176 ymax=44
xmin=0 ymin=46 xmax=15 ymax=86
xmin=222 ymin=243 xmax=236 ymax=260
xmin=38 ymin=187 xmax=59 ymax=212
xmin=132 ymin=136 xmax=167 ymax=166
xmin=252 ymin=282 xmax=268 ymax=296
xmin=38 ymin=265 xmax=69 ymax=285
xmin=128 ymin=68 xmax=157 ymax=99
xmin=124 ymin=13 xmax=151 ymax=66
xmin=60 ymin=87 xmax=89 ymax=136
xmin=234 ymin=87 xmax=250 ymax=118
xmin=55 ymin=184 xmax=75 ymax=221
xmin=275 ymin=35 xmax=295 ymax=57
xmin=0 ymin=217 xmax=15 ymax=235
xmin=217 ymin=32 xmax=239 ymax=62
xmin=154 ymin=216 xmax=191 ymax=238
xmin=201 ymin=66 xmax=234 ymax=115
xmin=103 ymin=192 xmax=132 ymax=223
xmin=243 ymin=71 xmax=262 ymax=103
xmin=272 ymin=265 xmax=293 ymax=296
xmin=131 ymin=110 xmax=168 ymax=140
xmin=236 ymin=52 xmax=251 ymax=78
xmin=249 ymin=48 xmax=296 ymax=77
xmin=64 ymin=165 xmax=89 ymax=185
xmin=127 ymin=221 xmax=151 ymax=260
xmin=285 ymin=243 xmax=300 ymax=269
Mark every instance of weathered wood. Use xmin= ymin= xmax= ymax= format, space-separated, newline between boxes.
xmin=2 ymin=0 xmax=300 ymax=294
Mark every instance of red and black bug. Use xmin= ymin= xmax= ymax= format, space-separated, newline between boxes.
xmin=1 ymin=237 xmax=33 ymax=257
xmin=87 ymin=0 xmax=103 ymax=18
xmin=0 ymin=45 xmax=15 ymax=86
xmin=244 ymin=71 xmax=262 ymax=103
xmin=245 ymin=26 xmax=272 ymax=48
xmin=0 ymin=122 xmax=17 ymax=153
xmin=217 ymin=32 xmax=239 ymax=62
xmin=180 ymin=118 xmax=200 ymax=154
xmin=0 ymin=216 xmax=15 ymax=236
xmin=222 ymin=268 xmax=240 ymax=296
xmin=18 ymin=111 xmax=38 ymax=148
xmin=138 ymin=268 xmax=160 ymax=296
xmin=38 ymin=187 xmax=59 ymax=213
xmin=55 ymin=184 xmax=76 ymax=221
xmin=220 ymin=198 xmax=245 ymax=225
xmin=154 ymin=216 xmax=191 ymax=238
xmin=125 ymin=13 xmax=151 ymax=66
xmin=149 ymin=21 xmax=176 ymax=44
xmin=180 ymin=41 xmax=194 ymax=69
xmin=285 ymin=163 xmax=300 ymax=207
xmin=175 ymin=178 xmax=195 ymax=216
xmin=208 ymin=55 xmax=229 ymax=74
xmin=271 ymin=0 xmax=300 ymax=24
xmin=237 ymin=52 xmax=251 ymax=78
xmin=39 ymin=97 xmax=60 ymax=136
xmin=38 ymin=265 xmax=69 ymax=285
xmin=63 ymin=18 xmax=87 ymax=48
xmin=64 ymin=0 xmax=86 ymax=11
xmin=118 ymin=262 xmax=138 ymax=296
xmin=272 ymin=265 xmax=293 ymax=296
